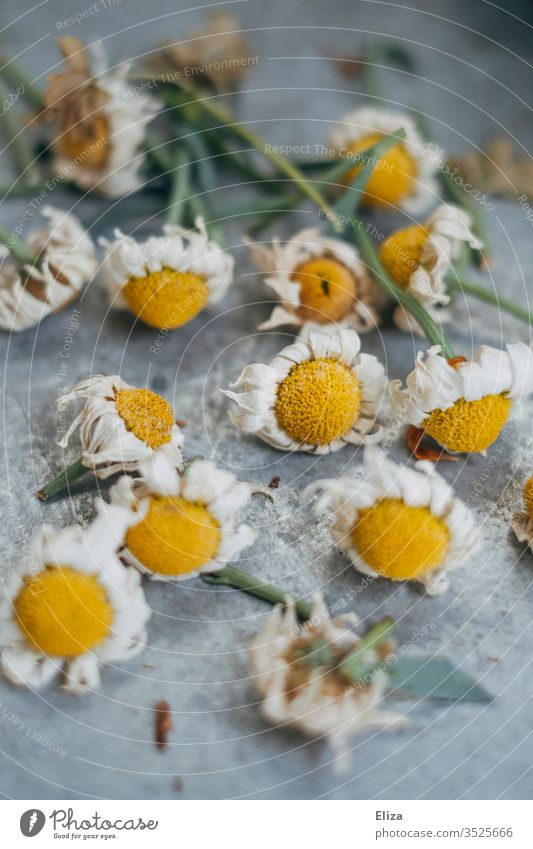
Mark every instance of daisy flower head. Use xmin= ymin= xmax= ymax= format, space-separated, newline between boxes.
xmin=391 ymin=343 xmax=533 ymax=457
xmin=304 ymin=447 xmax=478 ymax=595
xmin=57 ymin=374 xmax=184 ymax=479
xmin=222 ymin=329 xmax=388 ymax=454
xmin=0 ymin=501 xmax=150 ymax=693
xmin=379 ymin=204 xmax=483 ymax=333
xmin=100 ymin=218 xmax=233 ymax=330
xmin=248 ymin=227 xmax=382 ymax=334
xmin=328 ymin=106 xmax=442 ymax=213
xmin=512 ymin=475 xmax=533 ymax=551
xmin=44 ymin=37 xmax=159 ymax=197
xmin=0 ymin=207 xmax=97 ymax=332
xmin=109 ymin=454 xmax=256 ymax=582
xmin=250 ymin=595 xmax=404 ymax=759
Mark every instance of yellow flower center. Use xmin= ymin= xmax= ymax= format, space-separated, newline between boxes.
xmin=14 ymin=566 xmax=113 ymax=657
xmin=122 ymin=267 xmax=209 ymax=330
xmin=292 ymin=257 xmax=357 ymax=323
xmin=61 ymin=116 xmax=110 ymax=169
xmin=115 ymin=387 xmax=175 ymax=450
xmin=274 ymin=357 xmax=361 ymax=445
xmin=423 ymin=394 xmax=512 ymax=454
xmin=523 ymin=475 xmax=533 ymax=521
xmin=351 ymin=498 xmax=450 ymax=580
xmin=342 ymin=132 xmax=417 ymax=207
xmin=379 ymin=224 xmax=429 ymax=288
xmin=126 ymin=496 xmax=221 ymax=577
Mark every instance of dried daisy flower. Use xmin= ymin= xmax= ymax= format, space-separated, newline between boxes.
xmin=304 ymin=447 xmax=478 ymax=595
xmin=0 ymin=502 xmax=150 ymax=693
xmin=37 ymin=375 xmax=184 ymax=500
xmin=391 ymin=343 xmax=533 ymax=459
xmin=100 ymin=218 xmax=233 ymax=330
xmin=154 ymin=11 xmax=254 ymax=93
xmin=251 ymin=595 xmax=404 ymax=760
xmin=379 ymin=204 xmax=482 ymax=333
xmin=328 ymin=106 xmax=441 ymax=213
xmin=109 ymin=454 xmax=256 ymax=582
xmin=248 ymin=227 xmax=382 ymax=334
xmin=0 ymin=207 xmax=97 ymax=332
xmin=44 ymin=37 xmax=159 ymax=197
xmin=512 ymin=476 xmax=533 ymax=551
xmin=223 ymin=329 xmax=388 ymax=454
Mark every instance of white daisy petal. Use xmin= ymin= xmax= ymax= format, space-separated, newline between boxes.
xmin=55 ymin=373 xmax=184 ymax=479
xmin=303 ymin=447 xmax=478 ymax=593
xmin=392 ymin=342 xmax=533 ymax=454
xmin=0 ymin=515 xmax=151 ymax=693
xmin=249 ymin=227 xmax=383 ymax=334
xmin=250 ymin=596 xmax=405 ymax=763
xmin=0 ymin=207 xmax=97 ymax=332
xmin=224 ymin=328 xmax=388 ymax=454
xmin=109 ymin=457 xmax=256 ymax=582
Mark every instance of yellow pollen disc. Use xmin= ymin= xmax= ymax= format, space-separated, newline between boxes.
xmin=379 ymin=224 xmax=429 ymax=288
xmin=523 ymin=475 xmax=533 ymax=521
xmin=122 ymin=267 xmax=209 ymax=330
xmin=423 ymin=393 xmax=512 ymax=454
xmin=274 ymin=357 xmax=361 ymax=445
xmin=14 ymin=566 xmax=113 ymax=657
xmin=292 ymin=257 xmax=357 ymax=323
xmin=351 ymin=498 xmax=450 ymax=581
xmin=116 ymin=387 xmax=174 ymax=450
xmin=61 ymin=115 xmax=110 ymax=169
xmin=126 ymin=496 xmax=221 ymax=577
xmin=342 ymin=132 xmax=417 ymax=207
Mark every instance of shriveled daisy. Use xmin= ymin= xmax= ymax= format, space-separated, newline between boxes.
xmin=391 ymin=343 xmax=533 ymax=458
xmin=44 ymin=37 xmax=159 ymax=197
xmin=57 ymin=374 xmax=184 ymax=477
xmin=248 ymin=227 xmax=382 ymax=334
xmin=0 ymin=501 xmax=150 ymax=693
xmin=223 ymin=329 xmax=387 ymax=454
xmin=304 ymin=447 xmax=478 ymax=595
xmin=328 ymin=106 xmax=441 ymax=213
xmin=154 ymin=11 xmax=254 ymax=93
xmin=0 ymin=207 xmax=97 ymax=332
xmin=100 ymin=218 xmax=233 ymax=330
xmin=251 ymin=595 xmax=404 ymax=760
xmin=512 ymin=476 xmax=533 ymax=552
xmin=379 ymin=204 xmax=483 ymax=333
xmin=109 ymin=454 xmax=256 ymax=581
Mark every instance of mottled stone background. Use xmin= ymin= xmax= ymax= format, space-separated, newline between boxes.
xmin=0 ymin=0 xmax=532 ymax=800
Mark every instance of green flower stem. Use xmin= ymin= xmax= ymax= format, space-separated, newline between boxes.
xmin=446 ymin=275 xmax=533 ymax=324
xmin=166 ymin=148 xmax=191 ymax=226
xmin=0 ymin=224 xmax=39 ymax=265
xmin=201 ymin=564 xmax=313 ymax=621
xmin=0 ymin=55 xmax=44 ymax=109
xmin=36 ymin=457 xmax=88 ymax=501
xmin=354 ymin=225 xmax=456 ymax=358
xmin=138 ymin=75 xmax=342 ymax=230
xmin=339 ymin=617 xmax=396 ymax=682
xmin=0 ymin=76 xmax=40 ymax=185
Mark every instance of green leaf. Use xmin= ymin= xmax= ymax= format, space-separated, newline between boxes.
xmin=388 ymin=656 xmax=493 ymax=703
xmin=327 ymin=128 xmax=406 ymax=229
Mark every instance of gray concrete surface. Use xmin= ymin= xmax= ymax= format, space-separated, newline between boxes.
xmin=0 ymin=0 xmax=532 ymax=799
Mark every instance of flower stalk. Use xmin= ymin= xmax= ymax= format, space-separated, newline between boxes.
xmin=201 ymin=564 xmax=313 ymax=621
xmin=130 ymin=73 xmax=342 ymax=230
xmin=446 ymin=275 xmax=533 ymax=325
xmin=36 ymin=457 xmax=88 ymax=501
